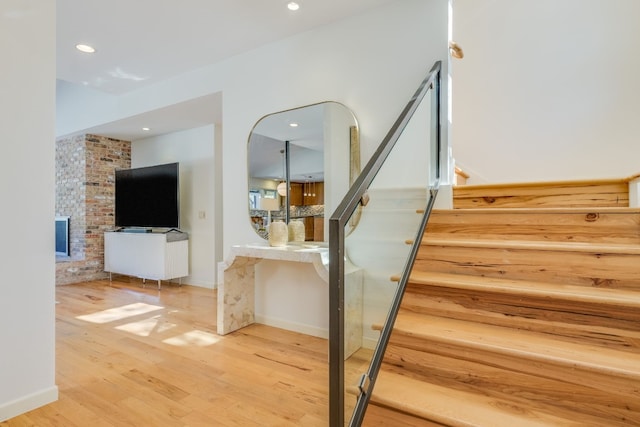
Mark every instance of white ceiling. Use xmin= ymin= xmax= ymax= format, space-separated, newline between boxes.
xmin=56 ymin=0 xmax=395 ymax=140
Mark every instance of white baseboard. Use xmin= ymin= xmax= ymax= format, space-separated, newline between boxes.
xmin=254 ymin=314 xmax=328 ymax=339
xmin=253 ymin=316 xmax=383 ymax=354
xmin=0 ymin=386 xmax=58 ymax=422
xmin=167 ymin=277 xmax=215 ymax=289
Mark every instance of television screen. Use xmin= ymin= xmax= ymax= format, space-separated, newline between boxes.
xmin=115 ymin=162 xmax=180 ymax=228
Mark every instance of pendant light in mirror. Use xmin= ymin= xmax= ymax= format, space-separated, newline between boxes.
xmin=277 ymin=181 xmax=287 ymax=196
xmin=276 ymin=148 xmax=287 ymax=196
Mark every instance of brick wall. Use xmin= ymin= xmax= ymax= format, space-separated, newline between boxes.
xmin=55 ymin=134 xmax=131 ymax=285
xmin=56 ymin=134 xmax=86 ymax=260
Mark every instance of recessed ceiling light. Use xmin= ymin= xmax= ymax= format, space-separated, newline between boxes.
xmin=75 ymin=44 xmax=96 ymax=53
xmin=287 ymin=2 xmax=300 ymax=11
xmin=142 ymin=127 xmax=150 ymax=131
xmin=289 ymin=122 xmax=299 ymax=127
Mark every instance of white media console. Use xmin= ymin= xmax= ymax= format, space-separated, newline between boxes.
xmin=104 ymin=231 xmax=189 ymax=289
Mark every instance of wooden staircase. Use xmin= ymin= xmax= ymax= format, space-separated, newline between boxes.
xmin=362 ymin=178 xmax=640 ymax=426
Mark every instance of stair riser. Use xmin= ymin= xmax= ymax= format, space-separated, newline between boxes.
xmin=415 ymin=245 xmax=640 ymax=289
xmin=389 ymin=331 xmax=640 ymax=402
xmin=453 ymin=182 xmax=629 ymax=209
xmin=381 ymin=344 xmax=640 ymax=426
xmin=401 ymin=286 xmax=640 ymax=353
xmin=427 ymin=211 xmax=640 ymax=245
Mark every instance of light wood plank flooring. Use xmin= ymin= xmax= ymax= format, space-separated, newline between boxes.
xmin=1 ymin=279 xmax=335 ymax=426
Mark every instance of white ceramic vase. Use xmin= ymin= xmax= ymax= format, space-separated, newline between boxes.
xmin=288 ymin=219 xmax=305 ymax=243
xmin=268 ymin=220 xmax=288 ymax=247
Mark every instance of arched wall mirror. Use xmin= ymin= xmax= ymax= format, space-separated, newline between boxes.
xmin=248 ymin=102 xmax=360 ymax=242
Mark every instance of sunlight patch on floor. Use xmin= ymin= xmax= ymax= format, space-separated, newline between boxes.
xmin=77 ymin=302 xmax=164 ymax=324
xmin=162 ymin=330 xmax=221 ymax=347
xmin=115 ymin=315 xmax=177 ymax=336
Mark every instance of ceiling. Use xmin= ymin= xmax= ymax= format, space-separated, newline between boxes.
xmin=56 ymin=0 xmax=395 ymax=140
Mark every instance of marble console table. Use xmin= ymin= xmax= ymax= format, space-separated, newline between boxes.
xmin=217 ymin=242 xmax=363 ymax=357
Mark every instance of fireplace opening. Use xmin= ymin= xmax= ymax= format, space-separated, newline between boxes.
xmin=55 ymin=216 xmax=70 ymax=257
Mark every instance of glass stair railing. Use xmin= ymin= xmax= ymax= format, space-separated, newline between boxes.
xmin=328 ymin=60 xmax=443 ymax=426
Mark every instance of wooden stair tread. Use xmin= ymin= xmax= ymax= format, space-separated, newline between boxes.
xmin=421 ymin=237 xmax=640 ymax=254
xmin=408 ymin=271 xmax=640 ymax=309
xmin=392 ymin=312 xmax=640 ymax=379
xmin=372 ymin=370 xmax=583 ymax=427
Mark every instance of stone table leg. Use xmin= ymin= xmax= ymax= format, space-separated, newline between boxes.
xmin=217 ymin=256 xmax=261 ymax=335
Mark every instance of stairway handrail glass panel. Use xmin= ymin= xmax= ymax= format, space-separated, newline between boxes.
xmin=329 ymin=60 xmax=443 ymax=426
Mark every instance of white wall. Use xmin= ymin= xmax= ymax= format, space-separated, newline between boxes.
xmin=0 ymin=0 xmax=58 ymax=420
xmin=132 ymin=125 xmax=217 ymax=287
xmin=323 ymin=102 xmax=357 ymax=240
xmin=226 ymin=0 xmax=447 ymax=341
xmin=57 ymin=0 xmax=449 ymax=334
xmin=217 ymin=0 xmax=448 ymax=258
xmin=56 ymin=79 xmax=118 ymax=136
xmin=58 ymin=0 xmax=448 ymax=257
xmin=371 ymin=87 xmax=433 ymax=189
xmin=255 ymin=260 xmax=329 ymax=338
xmin=452 ymin=0 xmax=640 ymax=183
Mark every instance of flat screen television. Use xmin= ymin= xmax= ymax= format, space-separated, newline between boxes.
xmin=115 ymin=162 xmax=180 ymax=229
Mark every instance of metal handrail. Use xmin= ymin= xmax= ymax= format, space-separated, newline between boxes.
xmin=328 ymin=60 xmax=442 ymax=426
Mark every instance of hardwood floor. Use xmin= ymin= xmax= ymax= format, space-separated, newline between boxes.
xmin=1 ymin=279 xmax=332 ymax=426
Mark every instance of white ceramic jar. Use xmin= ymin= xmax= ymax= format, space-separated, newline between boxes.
xmin=288 ymin=219 xmax=305 ymax=243
xmin=268 ymin=220 xmax=288 ymax=247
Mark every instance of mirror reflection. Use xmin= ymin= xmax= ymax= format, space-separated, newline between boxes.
xmin=248 ymin=102 xmax=359 ymax=242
